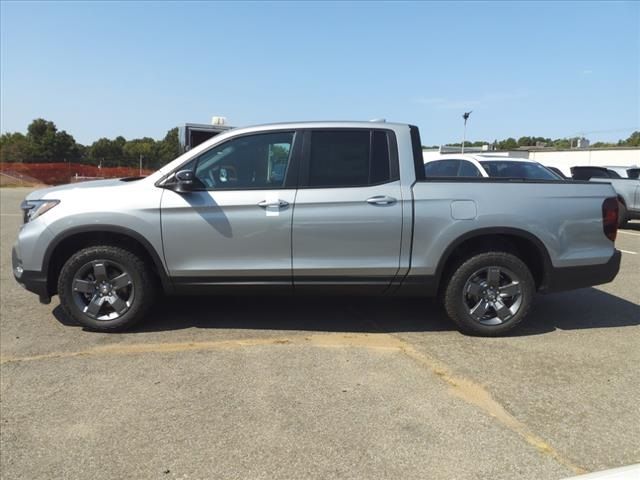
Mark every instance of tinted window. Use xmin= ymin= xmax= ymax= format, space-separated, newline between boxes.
xmin=459 ymin=160 xmax=482 ymax=177
xmin=194 ymin=132 xmax=294 ymax=189
xmin=410 ymin=126 xmax=426 ymax=181
xmin=307 ymin=130 xmax=392 ymax=187
xmin=627 ymin=168 xmax=640 ymax=179
xmin=571 ymin=167 xmax=609 ymax=180
xmin=424 ymin=160 xmax=460 ymax=177
xmin=479 ymin=161 xmax=560 ymax=180
xmin=371 ymin=130 xmax=391 ymax=184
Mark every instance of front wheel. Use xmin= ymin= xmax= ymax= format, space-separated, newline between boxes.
xmin=58 ymin=245 xmax=156 ymax=332
xmin=443 ymin=252 xmax=535 ymax=336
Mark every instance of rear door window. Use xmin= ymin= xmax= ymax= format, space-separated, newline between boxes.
xmin=305 ymin=130 xmax=396 ymax=187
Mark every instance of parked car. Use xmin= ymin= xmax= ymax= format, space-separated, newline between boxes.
xmin=424 ymin=154 xmax=564 ymax=180
xmin=13 ymin=122 xmax=621 ymax=336
xmin=571 ymin=166 xmax=622 ymax=180
xmin=571 ymin=166 xmax=640 ymax=226
xmin=600 ymin=166 xmax=640 ymax=179
xmin=545 ymin=166 xmax=568 ymax=179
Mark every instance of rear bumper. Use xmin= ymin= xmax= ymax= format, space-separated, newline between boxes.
xmin=542 ymin=250 xmax=621 ymax=293
xmin=12 ymin=246 xmax=51 ymax=303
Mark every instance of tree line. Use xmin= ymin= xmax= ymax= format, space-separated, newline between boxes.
xmin=2 ymin=119 xmax=638 ymax=170
xmin=441 ymin=131 xmax=640 ymax=150
xmin=0 ymin=119 xmax=181 ymax=170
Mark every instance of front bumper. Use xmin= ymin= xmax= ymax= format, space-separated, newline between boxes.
xmin=542 ymin=249 xmax=621 ymax=293
xmin=12 ymin=246 xmax=51 ymax=304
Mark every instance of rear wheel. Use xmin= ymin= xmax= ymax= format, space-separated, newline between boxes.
xmin=443 ymin=251 xmax=535 ymax=336
xmin=58 ymin=245 xmax=156 ymax=331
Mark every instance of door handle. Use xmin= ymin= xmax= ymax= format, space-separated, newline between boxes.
xmin=258 ymin=199 xmax=289 ymax=209
xmin=366 ymin=195 xmax=397 ymax=205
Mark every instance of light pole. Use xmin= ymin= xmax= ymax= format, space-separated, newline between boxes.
xmin=462 ymin=111 xmax=472 ymax=154
xmin=139 ymin=154 xmax=143 ymax=176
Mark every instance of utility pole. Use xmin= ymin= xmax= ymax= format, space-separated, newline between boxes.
xmin=139 ymin=154 xmax=143 ymax=176
xmin=462 ymin=111 xmax=472 ymax=154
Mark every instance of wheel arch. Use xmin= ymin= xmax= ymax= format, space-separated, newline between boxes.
xmin=44 ymin=225 xmax=172 ymax=296
xmin=435 ymin=227 xmax=553 ymax=293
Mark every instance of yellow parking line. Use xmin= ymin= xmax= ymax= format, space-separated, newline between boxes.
xmin=396 ymin=341 xmax=587 ymax=475
xmin=1 ymin=332 xmax=586 ymax=475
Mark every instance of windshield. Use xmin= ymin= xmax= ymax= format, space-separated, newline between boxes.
xmin=479 ymin=161 xmax=562 ymax=180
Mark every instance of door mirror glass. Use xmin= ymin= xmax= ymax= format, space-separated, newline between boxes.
xmin=176 ymin=170 xmax=195 ymax=183
xmin=171 ymin=169 xmax=198 ymax=193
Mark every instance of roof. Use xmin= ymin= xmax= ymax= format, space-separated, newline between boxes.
xmin=239 ymin=120 xmax=409 ymax=131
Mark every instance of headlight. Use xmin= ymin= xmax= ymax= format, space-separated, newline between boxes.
xmin=20 ymin=200 xmax=60 ymax=223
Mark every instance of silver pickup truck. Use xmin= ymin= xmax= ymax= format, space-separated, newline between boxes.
xmin=12 ymin=121 xmax=621 ymax=336
xmin=571 ymin=166 xmax=640 ymax=226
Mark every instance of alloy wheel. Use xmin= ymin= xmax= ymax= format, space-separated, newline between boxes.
xmin=462 ymin=266 xmax=523 ymax=325
xmin=71 ymin=260 xmax=135 ymax=320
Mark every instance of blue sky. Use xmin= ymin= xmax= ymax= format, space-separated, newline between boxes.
xmin=1 ymin=1 xmax=638 ymax=145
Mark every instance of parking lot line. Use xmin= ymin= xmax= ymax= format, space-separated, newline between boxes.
xmin=394 ymin=340 xmax=587 ymax=475
xmin=0 ymin=334 xmax=405 ymax=365
xmin=618 ymin=230 xmax=640 ymax=237
xmin=0 ymin=331 xmax=587 ymax=475
xmin=619 ymin=249 xmax=638 ymax=255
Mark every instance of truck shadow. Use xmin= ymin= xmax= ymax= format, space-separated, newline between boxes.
xmin=53 ymin=287 xmax=639 ymax=337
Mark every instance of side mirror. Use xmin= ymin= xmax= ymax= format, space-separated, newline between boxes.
xmin=172 ymin=170 xmax=197 ymax=193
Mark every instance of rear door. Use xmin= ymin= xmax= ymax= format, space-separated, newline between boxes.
xmin=292 ymin=128 xmax=403 ymax=294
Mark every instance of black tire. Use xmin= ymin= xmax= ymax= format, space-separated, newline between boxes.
xmin=58 ymin=245 xmax=156 ymax=332
xmin=618 ymin=201 xmax=628 ymax=228
xmin=443 ymin=251 xmax=535 ymax=336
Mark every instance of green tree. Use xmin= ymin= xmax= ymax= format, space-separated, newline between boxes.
xmin=619 ymin=131 xmax=640 ymax=147
xmin=497 ymin=138 xmax=518 ymax=150
xmin=87 ymin=138 xmax=125 ymax=167
xmin=0 ymin=132 xmax=30 ymax=163
xmin=591 ymin=141 xmax=616 ymax=148
xmin=25 ymin=118 xmax=81 ymax=163
xmin=153 ymin=127 xmax=181 ymax=169
xmin=26 ymin=119 xmax=58 ymax=162
xmin=444 ymin=140 xmax=489 ymax=147
xmin=517 ymin=136 xmax=533 ymax=147
xmin=551 ymin=138 xmax=573 ymax=149
xmin=123 ymin=137 xmax=156 ymax=168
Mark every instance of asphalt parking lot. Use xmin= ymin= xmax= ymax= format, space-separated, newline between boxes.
xmin=1 ymin=187 xmax=638 ymax=480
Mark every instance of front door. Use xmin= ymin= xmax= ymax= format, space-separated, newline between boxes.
xmin=161 ymin=130 xmax=298 ymax=292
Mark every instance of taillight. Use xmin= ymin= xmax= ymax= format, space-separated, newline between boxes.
xmin=602 ymin=197 xmax=618 ymax=242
